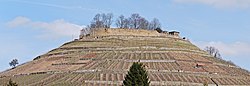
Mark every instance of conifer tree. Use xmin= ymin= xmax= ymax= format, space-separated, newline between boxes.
xmin=123 ymin=62 xmax=150 ymax=86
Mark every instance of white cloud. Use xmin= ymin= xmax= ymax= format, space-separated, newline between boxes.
xmin=6 ymin=16 xmax=83 ymax=39
xmin=174 ymin=0 xmax=250 ymax=9
xmin=6 ymin=16 xmax=31 ymax=27
xmin=194 ymin=41 xmax=250 ymax=56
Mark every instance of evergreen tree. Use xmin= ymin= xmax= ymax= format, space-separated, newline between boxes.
xmin=6 ymin=79 xmax=18 ymax=86
xmin=123 ymin=62 xmax=150 ymax=86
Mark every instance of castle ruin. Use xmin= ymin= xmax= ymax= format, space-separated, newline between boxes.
xmin=79 ymin=28 xmax=181 ymax=39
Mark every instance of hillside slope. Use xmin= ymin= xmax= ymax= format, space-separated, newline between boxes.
xmin=0 ymin=29 xmax=250 ymax=86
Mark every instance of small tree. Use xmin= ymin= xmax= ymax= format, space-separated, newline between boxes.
xmin=105 ymin=13 xmax=113 ymax=28
xmin=123 ymin=62 xmax=150 ymax=86
xmin=90 ymin=13 xmax=113 ymax=28
xmin=138 ymin=17 xmax=149 ymax=29
xmin=116 ymin=15 xmax=126 ymax=28
xmin=6 ymin=79 xmax=18 ymax=86
xmin=129 ymin=13 xmax=141 ymax=29
xmin=204 ymin=46 xmax=221 ymax=58
xmin=149 ymin=18 xmax=161 ymax=30
xmin=9 ymin=59 xmax=18 ymax=68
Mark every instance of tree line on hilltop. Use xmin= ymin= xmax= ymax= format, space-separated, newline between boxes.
xmin=81 ymin=13 xmax=162 ymax=35
xmin=88 ymin=13 xmax=161 ymax=30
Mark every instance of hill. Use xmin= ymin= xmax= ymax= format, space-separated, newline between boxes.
xmin=0 ymin=28 xmax=250 ymax=86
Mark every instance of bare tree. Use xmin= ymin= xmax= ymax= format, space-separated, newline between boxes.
xmin=9 ymin=59 xmax=18 ymax=68
xmin=204 ymin=46 xmax=221 ymax=58
xmin=129 ymin=13 xmax=141 ymax=29
xmin=91 ymin=13 xmax=113 ymax=28
xmin=80 ymin=27 xmax=91 ymax=36
xmin=89 ymin=23 xmax=95 ymax=28
xmin=127 ymin=14 xmax=162 ymax=30
xmin=105 ymin=13 xmax=113 ymax=28
xmin=138 ymin=17 xmax=149 ymax=29
xmin=124 ymin=18 xmax=130 ymax=29
xmin=90 ymin=13 xmax=103 ymax=28
xmin=90 ymin=13 xmax=161 ymax=30
xmin=101 ymin=13 xmax=107 ymax=27
xmin=149 ymin=18 xmax=161 ymax=30
xmin=116 ymin=15 xmax=125 ymax=28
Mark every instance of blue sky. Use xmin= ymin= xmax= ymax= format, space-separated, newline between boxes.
xmin=0 ymin=0 xmax=249 ymax=71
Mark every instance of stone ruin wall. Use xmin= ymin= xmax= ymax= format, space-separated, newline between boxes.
xmin=91 ymin=28 xmax=160 ymax=37
xmin=80 ymin=28 xmax=180 ymax=39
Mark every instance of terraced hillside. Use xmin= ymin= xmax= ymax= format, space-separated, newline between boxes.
xmin=0 ymin=29 xmax=250 ymax=86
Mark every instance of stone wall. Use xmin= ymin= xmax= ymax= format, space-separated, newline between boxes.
xmin=90 ymin=28 xmax=161 ymax=37
xmin=79 ymin=28 xmax=181 ymax=39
